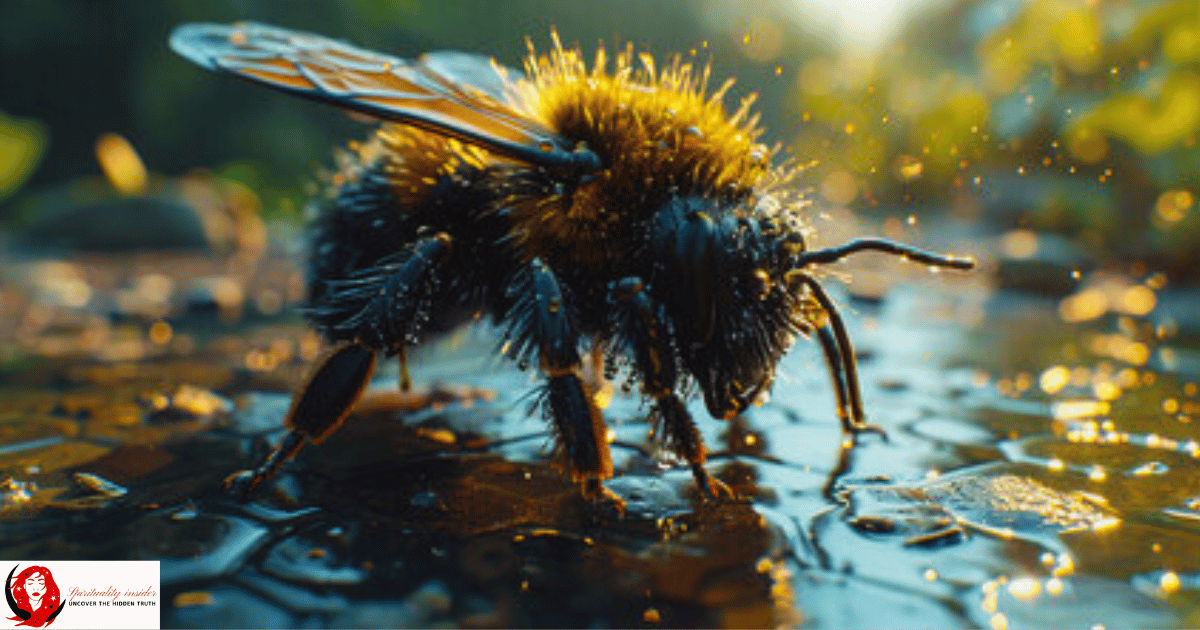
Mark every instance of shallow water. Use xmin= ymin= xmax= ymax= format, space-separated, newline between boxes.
xmin=1 ymin=236 xmax=1198 ymax=629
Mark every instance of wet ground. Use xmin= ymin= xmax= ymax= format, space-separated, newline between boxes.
xmin=2 ymin=213 xmax=1199 ymax=629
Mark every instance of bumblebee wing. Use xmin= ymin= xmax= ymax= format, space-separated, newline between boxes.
xmin=419 ymin=51 xmax=518 ymax=104
xmin=170 ymin=22 xmax=579 ymax=168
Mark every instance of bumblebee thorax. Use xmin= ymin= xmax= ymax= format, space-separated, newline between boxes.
xmin=518 ymin=37 xmax=775 ymax=206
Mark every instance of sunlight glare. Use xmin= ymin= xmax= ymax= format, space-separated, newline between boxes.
xmin=787 ymin=0 xmax=951 ymax=52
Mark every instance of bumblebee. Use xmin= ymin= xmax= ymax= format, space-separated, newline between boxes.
xmin=170 ymin=23 xmax=974 ymax=505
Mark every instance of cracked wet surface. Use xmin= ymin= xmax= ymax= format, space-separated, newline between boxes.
xmin=1 ymin=233 xmax=1198 ymax=628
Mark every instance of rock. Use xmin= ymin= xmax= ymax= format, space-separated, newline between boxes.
xmin=995 ymin=230 xmax=1093 ymax=297
xmin=18 ymin=188 xmax=211 ymax=253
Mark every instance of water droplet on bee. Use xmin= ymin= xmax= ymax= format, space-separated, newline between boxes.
xmin=518 ymin=360 xmax=530 ymax=371
xmin=685 ymin=126 xmax=704 ymax=139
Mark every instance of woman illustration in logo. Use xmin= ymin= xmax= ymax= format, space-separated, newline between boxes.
xmin=5 ymin=566 xmax=63 ymax=628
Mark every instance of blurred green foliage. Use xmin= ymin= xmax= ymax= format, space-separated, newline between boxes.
xmin=788 ymin=0 xmax=1200 ymax=279
xmin=0 ymin=111 xmax=45 ymax=202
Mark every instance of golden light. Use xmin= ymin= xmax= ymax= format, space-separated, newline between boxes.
xmin=1160 ymin=571 xmax=1181 ymax=595
xmin=1117 ymin=285 xmax=1156 ymax=316
xmin=1052 ymin=399 xmax=1110 ymax=421
xmin=1001 ymin=229 xmax=1039 ymax=259
xmin=95 ymin=132 xmax=148 ymax=196
xmin=1059 ymin=288 xmax=1108 ymax=323
xmin=1155 ymin=189 xmax=1194 ymax=224
xmin=1089 ymin=334 xmax=1150 ymax=366
xmin=1053 ymin=554 xmax=1076 ymax=577
xmin=1045 ymin=577 xmax=1065 ymax=596
xmin=1053 ymin=8 xmax=1102 ymax=73
xmin=1008 ymin=577 xmax=1041 ymax=600
xmin=1039 ymin=366 xmax=1070 ymax=394
xmin=593 ymin=383 xmax=613 ymax=410
xmin=148 ymin=321 xmax=173 ymax=346
xmin=896 ymin=155 xmax=925 ymax=181
xmin=1093 ymin=380 xmax=1121 ymax=401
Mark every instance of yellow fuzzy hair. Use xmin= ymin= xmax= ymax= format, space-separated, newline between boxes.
xmin=519 ymin=32 xmax=773 ymax=199
xmin=501 ymin=34 xmax=797 ymax=268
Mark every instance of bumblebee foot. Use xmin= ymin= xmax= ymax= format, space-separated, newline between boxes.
xmin=692 ymin=463 xmax=736 ymax=502
xmin=221 ymin=469 xmax=261 ymax=503
xmin=583 ymin=478 xmax=626 ymax=516
xmin=848 ymin=422 xmax=889 ymax=444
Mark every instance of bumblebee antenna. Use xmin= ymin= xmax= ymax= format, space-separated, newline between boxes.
xmin=796 ymin=238 xmax=975 ymax=270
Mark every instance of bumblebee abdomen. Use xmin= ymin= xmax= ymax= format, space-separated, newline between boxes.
xmin=306 ymin=129 xmax=516 ymax=347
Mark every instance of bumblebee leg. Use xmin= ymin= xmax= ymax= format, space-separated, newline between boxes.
xmin=224 ymin=342 xmax=377 ymax=500
xmin=611 ymin=277 xmax=733 ymax=501
xmin=397 ymin=345 xmax=412 ymax=392
xmin=505 ymin=259 xmax=617 ymax=505
xmin=788 ymin=273 xmax=887 ymax=442
xmin=229 ymin=233 xmax=452 ymax=500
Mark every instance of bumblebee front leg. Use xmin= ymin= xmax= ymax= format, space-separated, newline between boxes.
xmin=610 ymin=277 xmax=733 ymax=501
xmin=505 ymin=259 xmax=616 ymax=505
xmin=224 ymin=342 xmax=377 ymax=500
xmin=787 ymin=272 xmax=887 ymax=441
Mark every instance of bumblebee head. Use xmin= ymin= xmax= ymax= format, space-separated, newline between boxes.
xmin=647 ymin=195 xmax=806 ymax=420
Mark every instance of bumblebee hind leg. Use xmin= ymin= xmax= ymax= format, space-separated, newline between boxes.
xmin=227 ymin=233 xmax=453 ymax=501
xmin=224 ymin=342 xmax=377 ymax=500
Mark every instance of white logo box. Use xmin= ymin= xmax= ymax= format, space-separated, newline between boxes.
xmin=4 ymin=561 xmax=159 ymax=630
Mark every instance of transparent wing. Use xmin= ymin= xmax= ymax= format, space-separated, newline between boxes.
xmin=170 ymin=22 xmax=582 ymax=168
xmin=419 ymin=50 xmax=516 ymax=104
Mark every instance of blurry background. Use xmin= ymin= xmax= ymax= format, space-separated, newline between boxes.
xmin=2 ymin=0 xmax=1198 ymax=281
xmin=4 ymin=3 xmax=1200 ymax=628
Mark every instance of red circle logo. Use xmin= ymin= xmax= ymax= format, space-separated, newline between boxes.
xmin=6 ymin=566 xmax=64 ymax=628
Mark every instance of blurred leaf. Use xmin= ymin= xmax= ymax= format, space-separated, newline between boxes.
xmin=1077 ymin=70 xmax=1200 ymax=155
xmin=0 ymin=110 xmax=46 ymax=202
